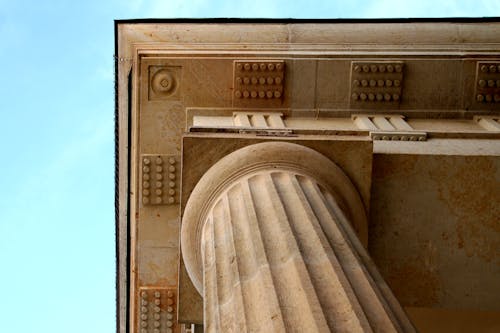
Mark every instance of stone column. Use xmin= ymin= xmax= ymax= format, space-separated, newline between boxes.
xmin=181 ymin=142 xmax=415 ymax=333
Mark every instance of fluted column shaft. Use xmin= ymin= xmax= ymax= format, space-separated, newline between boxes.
xmin=201 ymin=170 xmax=414 ymax=333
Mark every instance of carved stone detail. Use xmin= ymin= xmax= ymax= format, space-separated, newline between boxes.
xmin=475 ymin=62 xmax=500 ymax=106
xmin=141 ymin=155 xmax=180 ymax=206
xmin=350 ymin=62 xmax=404 ymax=108
xmin=474 ymin=115 xmax=500 ymax=131
xmin=149 ymin=66 xmax=182 ymax=100
xmin=233 ymin=60 xmax=285 ymax=107
xmin=371 ymin=131 xmax=427 ymax=141
xmin=182 ymin=142 xmax=414 ymax=332
xmin=352 ymin=115 xmax=426 ymax=141
xmin=138 ymin=287 xmax=178 ymax=333
xmin=232 ymin=112 xmax=285 ymax=128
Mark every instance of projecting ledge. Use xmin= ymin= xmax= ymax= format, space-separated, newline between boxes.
xmin=373 ymin=138 xmax=500 ymax=156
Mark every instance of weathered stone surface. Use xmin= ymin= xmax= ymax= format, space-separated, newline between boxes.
xmin=370 ymin=152 xmax=500 ymax=310
xmin=115 ymin=21 xmax=500 ymax=333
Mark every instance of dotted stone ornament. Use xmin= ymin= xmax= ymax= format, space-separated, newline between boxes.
xmin=141 ymin=155 xmax=179 ymax=206
xmin=233 ymin=60 xmax=285 ymax=107
xmin=148 ymin=66 xmax=182 ymax=101
xmin=138 ymin=288 xmax=178 ymax=333
xmin=475 ymin=62 xmax=500 ymax=108
xmin=350 ymin=61 xmax=404 ymax=109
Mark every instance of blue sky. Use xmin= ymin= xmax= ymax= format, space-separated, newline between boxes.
xmin=0 ymin=1 xmax=498 ymax=332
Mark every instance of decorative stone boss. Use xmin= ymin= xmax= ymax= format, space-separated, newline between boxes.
xmin=181 ymin=142 xmax=415 ymax=333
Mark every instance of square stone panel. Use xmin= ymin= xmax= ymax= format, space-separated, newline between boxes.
xmin=149 ymin=66 xmax=182 ymax=101
xmin=349 ymin=61 xmax=404 ymax=109
xmin=140 ymin=154 xmax=180 ymax=206
xmin=232 ymin=60 xmax=286 ymax=108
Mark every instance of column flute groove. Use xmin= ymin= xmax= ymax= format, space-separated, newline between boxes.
xmin=303 ymin=177 xmax=406 ymax=332
xmin=237 ymin=181 xmax=287 ymax=332
xmin=275 ymin=172 xmax=372 ymax=332
xmin=251 ymin=172 xmax=329 ymax=332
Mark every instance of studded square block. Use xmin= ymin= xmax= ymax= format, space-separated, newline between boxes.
xmin=349 ymin=61 xmax=404 ymax=109
xmin=475 ymin=62 xmax=500 ymax=107
xmin=141 ymin=154 xmax=180 ymax=206
xmin=138 ymin=288 xmax=178 ymax=333
xmin=232 ymin=60 xmax=285 ymax=107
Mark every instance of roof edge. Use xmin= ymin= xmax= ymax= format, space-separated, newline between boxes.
xmin=114 ymin=17 xmax=500 ymax=25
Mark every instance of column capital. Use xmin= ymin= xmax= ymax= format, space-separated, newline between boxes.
xmin=181 ymin=141 xmax=368 ymax=294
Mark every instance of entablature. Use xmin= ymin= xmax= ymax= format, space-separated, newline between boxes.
xmin=188 ymin=108 xmax=500 ymax=143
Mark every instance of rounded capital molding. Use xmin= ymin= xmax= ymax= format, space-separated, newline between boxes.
xmin=181 ymin=141 xmax=368 ymax=295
